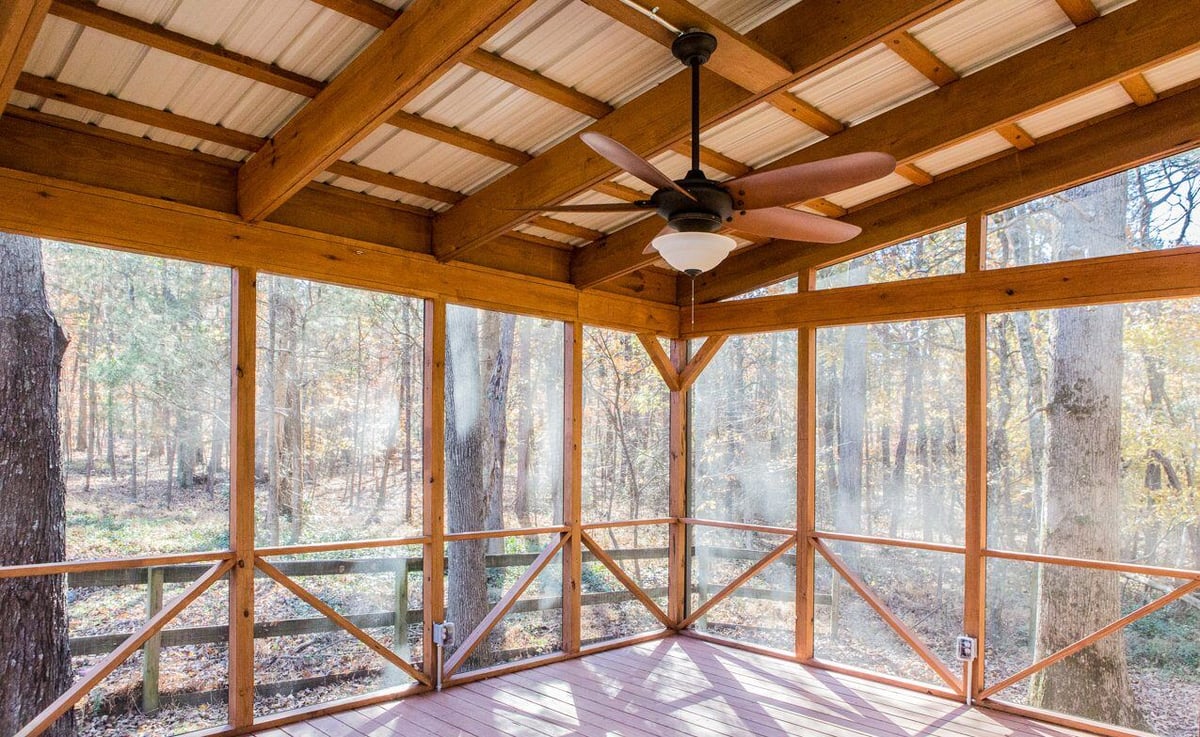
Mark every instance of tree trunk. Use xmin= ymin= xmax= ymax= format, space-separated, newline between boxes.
xmin=0 ymin=232 xmax=76 ymax=737
xmin=1029 ymin=176 xmax=1146 ymax=729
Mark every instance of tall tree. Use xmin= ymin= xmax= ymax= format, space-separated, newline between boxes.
xmin=1029 ymin=176 xmax=1146 ymax=728
xmin=0 ymin=232 xmax=76 ymax=737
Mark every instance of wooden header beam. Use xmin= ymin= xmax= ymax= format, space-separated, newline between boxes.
xmin=236 ymin=0 xmax=535 ymax=222
xmin=431 ymin=0 xmax=957 ymax=263
xmin=691 ymin=71 xmax=1200 ymax=303
xmin=576 ymin=0 xmax=1200 ymax=293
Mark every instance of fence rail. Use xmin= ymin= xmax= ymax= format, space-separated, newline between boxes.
xmin=68 ymin=545 xmax=825 ymax=711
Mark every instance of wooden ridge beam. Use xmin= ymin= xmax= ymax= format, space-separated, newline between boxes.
xmin=433 ymin=0 xmax=956 ymax=263
xmin=389 ymin=110 xmax=532 ymax=167
xmin=48 ymin=0 xmax=324 ymax=98
xmin=690 ymin=71 xmax=1200 ymax=305
xmin=463 ymin=49 xmax=613 ymax=119
xmin=237 ymin=0 xmax=535 ymax=222
xmin=576 ymin=0 xmax=1200 ymax=294
xmin=0 ymin=0 xmax=51 ymax=105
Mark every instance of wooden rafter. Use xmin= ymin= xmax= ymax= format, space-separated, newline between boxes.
xmin=591 ymin=180 xmax=649 ymax=202
xmin=443 ymin=533 xmax=568 ymax=677
xmin=883 ymin=29 xmax=959 ymax=86
xmin=679 ymin=536 xmax=797 ymax=629
xmin=1119 ymin=72 xmax=1159 ymax=106
xmin=767 ymin=92 xmax=845 ymax=136
xmin=255 ymin=556 xmax=430 ymax=685
xmin=431 ymin=0 xmax=958 ymax=263
xmin=578 ymin=0 xmax=1200 ymax=296
xmin=669 ymin=140 xmax=751 ymax=177
xmin=814 ymin=540 xmax=962 ymax=692
xmin=14 ymin=560 xmax=234 ymax=737
xmin=1055 ymin=0 xmax=1100 ymax=26
xmin=995 ymin=121 xmax=1037 ymax=150
xmin=389 ymin=111 xmax=532 ymax=167
xmin=895 ymin=161 xmax=934 ymax=186
xmin=463 ymin=49 xmax=613 ymax=119
xmin=237 ymin=0 xmax=535 ymax=222
xmin=48 ymin=0 xmax=324 ymax=98
xmin=581 ymin=531 xmax=672 ymax=627
xmin=0 ymin=0 xmax=51 ymax=104
xmin=326 ymin=161 xmax=463 ymax=205
xmin=690 ymin=71 xmax=1200 ymax=304
xmin=527 ymin=215 xmax=604 ymax=242
xmin=308 ymin=0 xmax=398 ymax=30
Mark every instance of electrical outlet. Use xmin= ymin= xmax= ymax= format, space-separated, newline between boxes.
xmin=433 ymin=621 xmax=455 ymax=647
xmin=955 ymin=635 xmax=977 ymax=661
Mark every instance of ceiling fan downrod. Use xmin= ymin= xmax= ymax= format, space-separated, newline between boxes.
xmin=671 ymin=30 xmax=717 ymax=177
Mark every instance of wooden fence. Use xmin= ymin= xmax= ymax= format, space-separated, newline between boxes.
xmin=68 ymin=545 xmax=819 ymax=712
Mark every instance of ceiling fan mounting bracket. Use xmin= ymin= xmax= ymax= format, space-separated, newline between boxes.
xmin=672 ymin=30 xmax=717 ymax=67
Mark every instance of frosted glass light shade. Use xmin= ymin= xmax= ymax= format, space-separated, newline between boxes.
xmin=650 ymin=231 xmax=737 ymax=274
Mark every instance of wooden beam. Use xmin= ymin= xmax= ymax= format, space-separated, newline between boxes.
xmin=463 ymin=49 xmax=613 ymax=119
xmin=15 ymin=73 xmax=265 ymax=152
xmin=676 ymin=334 xmax=727 ymax=392
xmin=1120 ymin=72 xmax=1159 ymax=106
xmin=578 ymin=0 xmax=1200 ymax=292
xmin=1055 ymin=0 xmax=1100 ymax=25
xmin=669 ymin=140 xmax=751 ymax=177
xmin=767 ymin=92 xmax=845 ymax=136
xmin=582 ymin=0 xmax=793 ymax=93
xmin=237 ymin=0 xmax=534 ymax=222
xmin=636 ymin=333 xmax=682 ymax=391
xmin=432 ymin=0 xmax=958 ymax=262
xmin=883 ymin=29 xmax=958 ymax=86
xmin=390 ymin=111 xmax=532 ymax=167
xmin=308 ymin=0 xmax=398 ymax=30
xmin=686 ymin=247 xmax=1200 ymax=336
xmin=326 ymin=160 xmax=463 ymax=205
xmin=48 ymin=0 xmax=324 ymax=98
xmin=0 ymin=167 xmax=680 ymax=334
xmin=0 ymin=0 xmax=51 ymax=105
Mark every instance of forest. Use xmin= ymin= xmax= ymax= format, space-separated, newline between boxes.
xmin=0 ymin=148 xmax=1197 ymax=737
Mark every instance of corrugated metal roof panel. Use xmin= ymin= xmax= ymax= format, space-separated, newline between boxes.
xmin=486 ymin=0 xmax=678 ymax=107
xmin=1143 ymin=49 xmax=1200 ymax=93
xmin=791 ymin=44 xmax=936 ymax=126
xmin=1017 ymin=83 xmax=1131 ymax=139
xmin=371 ymin=126 xmax=516 ymax=194
xmin=910 ymin=0 xmax=1073 ymax=77
xmin=693 ymin=0 xmax=804 ymax=33
xmin=325 ymin=174 xmax=445 ymax=212
xmin=913 ymin=130 xmax=1012 ymax=177
xmin=55 ymin=26 xmax=146 ymax=93
xmin=824 ymin=172 xmax=911 ymax=209
xmin=1093 ymin=0 xmax=1136 ymax=12
xmin=24 ymin=14 xmax=81 ymax=78
xmin=515 ymin=223 xmax=580 ymax=245
xmin=702 ymin=102 xmax=824 ymax=169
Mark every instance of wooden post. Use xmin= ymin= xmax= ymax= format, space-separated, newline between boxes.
xmin=667 ymin=339 xmax=688 ymax=627
xmin=562 ymin=322 xmax=583 ymax=653
xmin=422 ymin=299 xmax=446 ymax=683
xmin=393 ymin=565 xmax=410 ymax=662
xmin=963 ymin=212 xmax=987 ymax=701
xmin=141 ymin=566 xmax=164 ymax=713
xmin=227 ymin=266 xmax=256 ymax=727
xmin=796 ymin=310 xmax=817 ymax=659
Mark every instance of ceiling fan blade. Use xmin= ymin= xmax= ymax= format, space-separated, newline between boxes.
xmin=502 ymin=202 xmax=653 ymax=213
xmin=725 ymin=152 xmax=897 ymax=210
xmin=581 ymin=132 xmax=696 ymax=201
xmin=642 ymin=224 xmax=676 ymax=255
xmin=730 ymin=207 xmax=861 ymax=243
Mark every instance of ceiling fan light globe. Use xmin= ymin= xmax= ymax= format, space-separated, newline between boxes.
xmin=651 ymin=231 xmax=736 ymax=274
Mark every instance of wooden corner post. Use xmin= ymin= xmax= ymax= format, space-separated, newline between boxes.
xmin=423 ymin=299 xmax=446 ymax=683
xmin=963 ymin=213 xmax=988 ymax=701
xmin=563 ymin=322 xmax=584 ymax=653
xmin=668 ymin=339 xmax=688 ymax=627
xmin=228 ymin=266 xmax=256 ymax=727
xmin=796 ymin=318 xmax=817 ymax=659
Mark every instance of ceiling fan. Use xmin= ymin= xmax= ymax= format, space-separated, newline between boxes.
xmin=509 ymin=30 xmax=897 ymax=276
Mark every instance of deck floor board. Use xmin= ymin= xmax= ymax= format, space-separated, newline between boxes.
xmin=253 ymin=637 xmax=1095 ymax=737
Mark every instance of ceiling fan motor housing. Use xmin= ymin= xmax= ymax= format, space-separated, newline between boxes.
xmin=652 ymin=177 xmax=733 ymax=233
xmin=672 ymin=30 xmax=718 ymax=66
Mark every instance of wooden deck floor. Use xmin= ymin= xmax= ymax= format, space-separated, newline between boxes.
xmin=253 ymin=637 xmax=1094 ymax=737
